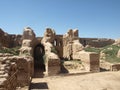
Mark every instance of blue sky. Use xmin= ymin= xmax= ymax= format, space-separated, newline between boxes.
xmin=0 ymin=0 xmax=120 ymax=39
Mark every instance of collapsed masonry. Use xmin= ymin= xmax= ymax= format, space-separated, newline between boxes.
xmin=0 ymin=27 xmax=100 ymax=90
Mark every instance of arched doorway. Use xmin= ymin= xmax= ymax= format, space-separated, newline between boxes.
xmin=33 ymin=44 xmax=45 ymax=77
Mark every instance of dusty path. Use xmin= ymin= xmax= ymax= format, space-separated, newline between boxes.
xmin=29 ymin=71 xmax=120 ymax=90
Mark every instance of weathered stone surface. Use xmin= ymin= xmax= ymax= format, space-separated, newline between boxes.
xmin=72 ymin=40 xmax=84 ymax=59
xmin=100 ymin=60 xmax=120 ymax=71
xmin=21 ymin=40 xmax=32 ymax=47
xmin=117 ymin=49 xmax=120 ymax=58
xmin=79 ymin=51 xmax=100 ymax=72
xmin=0 ymin=27 xmax=115 ymax=49
xmin=46 ymin=58 xmax=60 ymax=76
xmin=23 ymin=27 xmax=35 ymax=40
xmin=0 ymin=28 xmax=22 ymax=48
xmin=63 ymin=29 xmax=84 ymax=60
xmin=80 ymin=38 xmax=115 ymax=47
xmin=20 ymin=27 xmax=36 ymax=56
xmin=0 ymin=55 xmax=33 ymax=90
xmin=62 ymin=61 xmax=85 ymax=73
xmin=20 ymin=40 xmax=33 ymax=56
xmin=41 ymin=28 xmax=59 ymax=59
xmin=41 ymin=28 xmax=55 ymax=44
xmin=20 ymin=47 xmax=33 ymax=56
xmin=111 ymin=63 xmax=120 ymax=71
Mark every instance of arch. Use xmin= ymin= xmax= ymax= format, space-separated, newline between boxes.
xmin=33 ymin=43 xmax=45 ymax=77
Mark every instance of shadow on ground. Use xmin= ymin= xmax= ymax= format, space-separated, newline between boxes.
xmin=29 ymin=82 xmax=49 ymax=90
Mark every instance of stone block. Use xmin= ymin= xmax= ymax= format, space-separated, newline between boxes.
xmin=79 ymin=51 xmax=100 ymax=72
xmin=111 ymin=63 xmax=120 ymax=71
xmin=45 ymin=59 xmax=60 ymax=76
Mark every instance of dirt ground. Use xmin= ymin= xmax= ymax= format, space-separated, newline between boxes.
xmin=28 ymin=71 xmax=120 ymax=90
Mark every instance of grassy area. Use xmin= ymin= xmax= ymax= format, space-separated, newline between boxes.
xmin=84 ymin=45 xmax=120 ymax=63
xmin=61 ymin=59 xmax=82 ymax=64
xmin=84 ymin=47 xmax=101 ymax=54
xmin=0 ymin=46 xmax=20 ymax=55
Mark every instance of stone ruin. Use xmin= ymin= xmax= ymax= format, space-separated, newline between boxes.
xmin=0 ymin=27 xmax=101 ymax=89
xmin=63 ymin=29 xmax=84 ymax=60
xmin=63 ymin=29 xmax=99 ymax=72
xmin=0 ymin=28 xmax=22 ymax=48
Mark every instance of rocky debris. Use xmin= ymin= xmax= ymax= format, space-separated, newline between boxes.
xmin=100 ymin=60 xmax=120 ymax=71
xmin=0 ymin=53 xmax=13 ymax=57
xmin=63 ymin=61 xmax=85 ymax=70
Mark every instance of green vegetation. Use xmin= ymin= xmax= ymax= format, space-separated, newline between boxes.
xmin=51 ymin=47 xmax=58 ymax=54
xmin=84 ymin=45 xmax=120 ymax=63
xmin=61 ymin=59 xmax=82 ymax=64
xmin=84 ymin=47 xmax=101 ymax=54
xmin=102 ymin=45 xmax=120 ymax=63
xmin=0 ymin=46 xmax=20 ymax=55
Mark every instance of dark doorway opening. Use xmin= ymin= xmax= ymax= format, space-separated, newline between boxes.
xmin=34 ymin=44 xmax=45 ymax=78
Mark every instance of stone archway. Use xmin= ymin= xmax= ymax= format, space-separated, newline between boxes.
xmin=33 ymin=44 xmax=45 ymax=77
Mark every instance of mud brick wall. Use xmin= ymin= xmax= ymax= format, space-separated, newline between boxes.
xmin=0 ymin=57 xmax=17 ymax=90
xmin=0 ymin=55 xmax=33 ymax=90
xmin=79 ymin=51 xmax=100 ymax=72
xmin=16 ymin=57 xmax=33 ymax=86
xmin=47 ymin=59 xmax=60 ymax=76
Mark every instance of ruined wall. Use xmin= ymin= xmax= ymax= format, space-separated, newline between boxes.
xmin=19 ymin=27 xmax=37 ymax=57
xmin=9 ymin=34 xmax=22 ymax=47
xmin=0 ymin=28 xmax=11 ymax=47
xmin=41 ymin=28 xmax=60 ymax=76
xmin=63 ymin=29 xmax=84 ymax=60
xmin=0 ymin=28 xmax=115 ymax=49
xmin=0 ymin=54 xmax=33 ymax=90
xmin=0 ymin=28 xmax=22 ymax=48
xmin=80 ymin=38 xmax=115 ymax=47
xmin=54 ymin=35 xmax=63 ymax=58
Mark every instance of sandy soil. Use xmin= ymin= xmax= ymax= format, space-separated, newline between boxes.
xmin=29 ymin=71 xmax=120 ymax=90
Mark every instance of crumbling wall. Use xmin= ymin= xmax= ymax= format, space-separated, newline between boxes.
xmin=63 ymin=29 xmax=84 ymax=60
xmin=0 ymin=28 xmax=11 ymax=48
xmin=54 ymin=35 xmax=63 ymax=58
xmin=9 ymin=34 xmax=22 ymax=47
xmin=0 ymin=54 xmax=33 ymax=90
xmin=0 ymin=28 xmax=22 ymax=48
xmin=41 ymin=28 xmax=60 ymax=76
xmin=19 ymin=27 xmax=36 ymax=57
xmin=80 ymin=38 xmax=115 ymax=47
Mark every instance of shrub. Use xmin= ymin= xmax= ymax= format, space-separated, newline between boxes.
xmin=0 ymin=46 xmax=20 ymax=55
